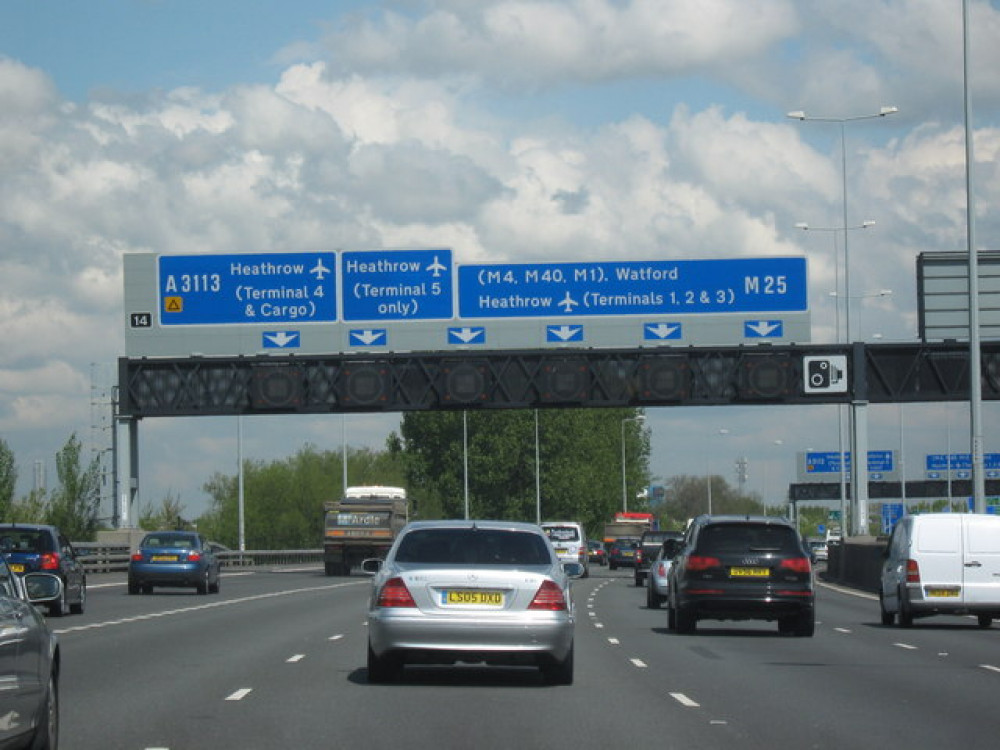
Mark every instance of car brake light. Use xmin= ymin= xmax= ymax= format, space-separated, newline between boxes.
xmin=905 ymin=559 xmax=920 ymax=583
xmin=655 ymin=562 xmax=668 ymax=577
xmin=779 ymin=557 xmax=812 ymax=574
xmin=377 ymin=577 xmax=417 ymax=608
xmin=188 ymin=552 xmax=202 ymax=562
xmin=39 ymin=553 xmax=60 ymax=571
xmin=131 ymin=551 xmax=143 ymax=562
xmin=528 ymin=580 xmax=567 ymax=611
xmin=686 ymin=555 xmax=720 ymax=571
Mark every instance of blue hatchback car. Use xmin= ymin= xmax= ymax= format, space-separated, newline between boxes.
xmin=128 ymin=531 xmax=221 ymax=595
xmin=0 ymin=522 xmax=87 ymax=617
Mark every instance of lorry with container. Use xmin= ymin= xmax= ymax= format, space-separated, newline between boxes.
xmin=323 ymin=486 xmax=408 ymax=576
xmin=602 ymin=512 xmax=655 ymax=570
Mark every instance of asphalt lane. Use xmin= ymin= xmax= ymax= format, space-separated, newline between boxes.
xmin=52 ymin=565 xmax=1000 ymax=749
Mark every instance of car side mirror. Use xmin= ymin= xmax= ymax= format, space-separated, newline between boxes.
xmin=562 ymin=562 xmax=585 ymax=579
xmin=360 ymin=558 xmax=384 ymax=575
xmin=23 ymin=573 xmax=63 ymax=604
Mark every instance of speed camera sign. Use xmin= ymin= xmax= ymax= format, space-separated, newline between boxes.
xmin=803 ymin=356 xmax=848 ymax=394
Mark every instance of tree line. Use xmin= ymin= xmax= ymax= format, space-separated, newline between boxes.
xmin=3 ymin=411 xmax=830 ymax=547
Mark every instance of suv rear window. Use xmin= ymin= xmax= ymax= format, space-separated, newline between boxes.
xmin=395 ymin=529 xmax=552 ymax=566
xmin=0 ymin=530 xmax=54 ymax=554
xmin=698 ymin=524 xmax=800 ymax=554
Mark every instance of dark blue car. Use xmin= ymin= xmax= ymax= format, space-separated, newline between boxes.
xmin=0 ymin=522 xmax=87 ymax=617
xmin=128 ymin=531 xmax=221 ymax=595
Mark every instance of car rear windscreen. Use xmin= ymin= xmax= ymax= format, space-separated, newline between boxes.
xmin=395 ymin=529 xmax=552 ymax=565
xmin=699 ymin=524 xmax=799 ymax=554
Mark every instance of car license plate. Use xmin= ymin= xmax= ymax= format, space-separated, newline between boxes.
xmin=151 ymin=555 xmax=179 ymax=562
xmin=9 ymin=563 xmax=24 ymax=573
xmin=623 ymin=550 xmax=634 ymax=557
xmin=442 ymin=589 xmax=504 ymax=607
xmin=730 ymin=567 xmax=769 ymax=578
xmin=925 ymin=587 xmax=960 ymax=597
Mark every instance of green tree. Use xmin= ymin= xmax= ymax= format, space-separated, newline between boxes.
xmin=197 ymin=443 xmax=407 ymax=549
xmin=47 ymin=433 xmax=102 ymax=540
xmin=139 ymin=492 xmax=189 ymax=531
xmin=0 ymin=439 xmax=16 ymax=521
xmin=393 ymin=408 xmax=649 ymax=535
xmin=9 ymin=489 xmax=48 ymax=523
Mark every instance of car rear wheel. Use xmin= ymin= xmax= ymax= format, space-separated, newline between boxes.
xmin=790 ymin=610 xmax=815 ymax=637
xmin=977 ymin=614 xmax=993 ymax=629
xmin=647 ymin=585 xmax=661 ymax=609
xmin=367 ymin=644 xmax=400 ymax=684
xmin=541 ymin=643 xmax=574 ymax=685
xmin=127 ymin=579 xmax=140 ymax=595
xmin=196 ymin=570 xmax=209 ymax=595
xmin=879 ymin=590 xmax=895 ymax=626
xmin=675 ymin=604 xmax=697 ymax=634
xmin=898 ymin=587 xmax=914 ymax=628
xmin=70 ymin=584 xmax=86 ymax=615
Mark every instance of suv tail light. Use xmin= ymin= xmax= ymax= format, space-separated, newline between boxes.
xmin=376 ymin=577 xmax=417 ymax=608
xmin=686 ymin=555 xmax=721 ymax=571
xmin=636 ymin=549 xmax=644 ymax=564
xmin=905 ymin=559 xmax=920 ymax=584
xmin=779 ymin=557 xmax=812 ymax=574
xmin=528 ymin=580 xmax=567 ymax=611
xmin=39 ymin=553 xmax=61 ymax=571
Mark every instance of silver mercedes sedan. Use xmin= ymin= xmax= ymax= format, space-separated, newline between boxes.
xmin=364 ymin=520 xmax=582 ymax=684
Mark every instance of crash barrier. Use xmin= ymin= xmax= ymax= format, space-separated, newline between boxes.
xmin=825 ymin=537 xmax=888 ymax=593
xmin=74 ymin=542 xmax=324 ymax=573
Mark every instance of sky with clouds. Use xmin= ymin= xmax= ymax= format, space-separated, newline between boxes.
xmin=2 ymin=0 xmax=999 ymax=524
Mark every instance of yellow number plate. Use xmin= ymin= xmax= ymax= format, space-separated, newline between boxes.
xmin=443 ymin=589 xmax=504 ymax=607
xmin=9 ymin=563 xmax=25 ymax=573
xmin=151 ymin=555 xmax=179 ymax=562
xmin=730 ymin=567 xmax=769 ymax=578
xmin=925 ymin=587 xmax=960 ymax=598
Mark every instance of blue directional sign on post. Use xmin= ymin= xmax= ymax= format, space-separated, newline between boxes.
xmin=341 ymin=249 xmax=453 ymax=321
xmin=158 ymin=253 xmax=337 ymax=325
xmin=806 ymin=451 xmax=895 ymax=474
xmin=458 ymin=257 xmax=806 ymax=318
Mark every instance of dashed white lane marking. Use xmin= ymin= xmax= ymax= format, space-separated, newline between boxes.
xmin=52 ymin=581 xmax=362 ymax=635
xmin=225 ymin=688 xmax=253 ymax=701
xmin=980 ymin=664 xmax=1000 ymax=674
xmin=329 ymin=634 xmax=344 ymax=641
xmin=287 ymin=654 xmax=305 ymax=663
xmin=607 ymin=638 xmax=620 ymax=645
xmin=834 ymin=627 xmax=852 ymax=634
xmin=594 ymin=623 xmax=604 ymax=629
xmin=630 ymin=658 xmax=647 ymax=668
xmin=894 ymin=642 xmax=918 ymax=650
xmin=670 ymin=693 xmax=700 ymax=707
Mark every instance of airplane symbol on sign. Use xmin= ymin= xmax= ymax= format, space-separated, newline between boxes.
xmin=426 ymin=255 xmax=447 ymax=277
xmin=557 ymin=292 xmax=579 ymax=313
xmin=310 ymin=258 xmax=332 ymax=280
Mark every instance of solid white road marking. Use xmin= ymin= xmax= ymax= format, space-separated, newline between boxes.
xmin=980 ymin=664 xmax=1000 ymax=674
xmin=225 ymin=689 xmax=253 ymax=701
xmin=670 ymin=693 xmax=700 ymax=707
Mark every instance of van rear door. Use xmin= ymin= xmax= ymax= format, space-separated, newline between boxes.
xmin=961 ymin=517 xmax=1000 ymax=605
xmin=914 ymin=516 xmax=964 ymax=600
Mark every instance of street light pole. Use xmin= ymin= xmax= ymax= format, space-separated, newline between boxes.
xmin=788 ymin=105 xmax=898 ymax=535
xmin=621 ymin=414 xmax=646 ymax=513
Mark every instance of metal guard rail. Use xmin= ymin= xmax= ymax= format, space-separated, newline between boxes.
xmin=74 ymin=543 xmax=324 ymax=573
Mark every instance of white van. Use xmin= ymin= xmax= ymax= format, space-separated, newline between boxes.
xmin=540 ymin=522 xmax=589 ymax=578
xmin=879 ymin=513 xmax=1000 ymax=628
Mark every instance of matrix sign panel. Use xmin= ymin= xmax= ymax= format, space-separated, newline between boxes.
xmin=159 ymin=253 xmax=337 ymax=325
xmin=458 ymin=257 xmax=807 ymax=318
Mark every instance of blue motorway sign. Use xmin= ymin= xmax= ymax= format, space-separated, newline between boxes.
xmin=458 ymin=257 xmax=806 ymax=319
xmin=926 ymin=453 xmax=1000 ymax=472
xmin=159 ymin=253 xmax=336 ymax=325
xmin=806 ymin=450 xmax=895 ymax=474
xmin=341 ymin=249 xmax=452 ymax=321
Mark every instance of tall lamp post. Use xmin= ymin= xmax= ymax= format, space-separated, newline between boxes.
xmin=788 ymin=105 xmax=898 ymax=535
xmin=621 ymin=414 xmax=646 ymax=513
xmin=797 ymin=220 xmax=875 ymax=538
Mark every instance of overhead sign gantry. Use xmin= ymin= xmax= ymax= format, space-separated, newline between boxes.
xmin=124 ymin=250 xmax=810 ymax=357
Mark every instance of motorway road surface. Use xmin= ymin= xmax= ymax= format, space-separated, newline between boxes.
xmin=54 ymin=565 xmax=1000 ymax=749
